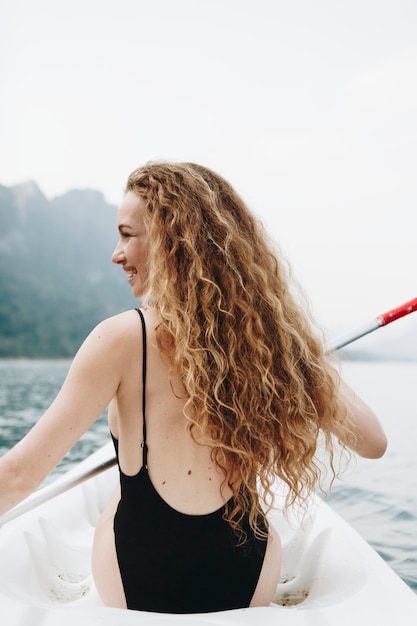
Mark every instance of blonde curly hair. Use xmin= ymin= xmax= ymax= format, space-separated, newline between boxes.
xmin=125 ymin=161 xmax=352 ymax=538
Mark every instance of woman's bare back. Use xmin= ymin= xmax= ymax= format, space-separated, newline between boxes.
xmin=92 ymin=308 xmax=281 ymax=610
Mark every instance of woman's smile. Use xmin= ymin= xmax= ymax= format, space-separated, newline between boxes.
xmin=112 ymin=192 xmax=149 ymax=298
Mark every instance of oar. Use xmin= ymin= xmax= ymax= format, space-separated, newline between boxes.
xmin=2 ymin=297 xmax=416 ymax=526
xmin=326 ymin=297 xmax=417 ymax=353
xmin=0 ymin=442 xmax=117 ymax=525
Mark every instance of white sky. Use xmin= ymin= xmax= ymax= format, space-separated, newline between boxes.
xmin=0 ymin=0 xmax=416 ymax=335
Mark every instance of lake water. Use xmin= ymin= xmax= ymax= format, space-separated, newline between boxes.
xmin=0 ymin=358 xmax=416 ymax=594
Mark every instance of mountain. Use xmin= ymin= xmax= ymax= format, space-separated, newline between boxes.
xmin=1 ymin=180 xmax=416 ymax=360
xmin=0 ymin=181 xmax=137 ymax=357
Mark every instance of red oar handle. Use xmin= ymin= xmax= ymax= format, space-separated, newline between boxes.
xmin=328 ymin=297 xmax=417 ymax=353
xmin=377 ymin=298 xmax=417 ymax=326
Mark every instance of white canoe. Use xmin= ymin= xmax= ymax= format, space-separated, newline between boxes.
xmin=1 ymin=443 xmax=416 ymax=626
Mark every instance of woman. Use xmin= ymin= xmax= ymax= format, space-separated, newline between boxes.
xmin=0 ymin=162 xmax=387 ymax=613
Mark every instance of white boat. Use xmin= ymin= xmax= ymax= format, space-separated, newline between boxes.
xmin=1 ymin=442 xmax=417 ymax=626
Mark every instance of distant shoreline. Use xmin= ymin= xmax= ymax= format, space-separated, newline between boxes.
xmin=1 ymin=354 xmax=416 ymax=363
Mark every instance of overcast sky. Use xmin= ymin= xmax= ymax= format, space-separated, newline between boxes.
xmin=0 ymin=0 xmax=416 ymax=337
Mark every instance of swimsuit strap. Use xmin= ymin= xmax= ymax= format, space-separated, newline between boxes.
xmin=135 ymin=308 xmax=148 ymax=469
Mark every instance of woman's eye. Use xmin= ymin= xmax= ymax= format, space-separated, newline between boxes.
xmin=121 ymin=231 xmax=131 ymax=239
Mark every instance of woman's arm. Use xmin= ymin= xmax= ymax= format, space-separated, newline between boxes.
xmin=0 ymin=312 xmax=133 ymax=516
xmin=332 ymin=370 xmax=388 ymax=459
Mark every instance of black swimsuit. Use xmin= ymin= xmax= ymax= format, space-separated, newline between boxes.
xmin=112 ymin=308 xmax=268 ymax=613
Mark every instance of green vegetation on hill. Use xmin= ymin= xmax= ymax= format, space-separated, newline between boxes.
xmin=2 ymin=181 xmax=415 ymax=361
xmin=0 ymin=182 xmax=137 ymax=357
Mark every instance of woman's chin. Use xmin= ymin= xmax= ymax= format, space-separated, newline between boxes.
xmin=131 ymin=288 xmax=142 ymax=299
xmin=131 ymin=282 xmax=149 ymax=301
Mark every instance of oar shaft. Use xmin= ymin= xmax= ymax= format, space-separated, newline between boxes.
xmin=0 ymin=442 xmax=117 ymax=525
xmin=327 ymin=319 xmax=382 ymax=353
xmin=328 ymin=297 xmax=417 ymax=353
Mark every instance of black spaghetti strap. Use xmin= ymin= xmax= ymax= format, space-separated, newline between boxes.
xmin=135 ymin=308 xmax=148 ymax=468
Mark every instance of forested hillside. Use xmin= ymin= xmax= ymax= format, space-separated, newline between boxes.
xmin=0 ymin=181 xmax=137 ymax=357
xmin=1 ymin=181 xmax=416 ymax=360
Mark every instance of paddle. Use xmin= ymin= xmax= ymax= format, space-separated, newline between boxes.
xmin=326 ymin=297 xmax=417 ymax=353
xmin=2 ymin=297 xmax=417 ymax=525
xmin=0 ymin=442 xmax=117 ymax=525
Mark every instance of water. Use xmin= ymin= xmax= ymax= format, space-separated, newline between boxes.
xmin=331 ymin=360 xmax=417 ymax=594
xmin=0 ymin=360 xmax=110 ymax=470
xmin=0 ymin=358 xmax=416 ymax=594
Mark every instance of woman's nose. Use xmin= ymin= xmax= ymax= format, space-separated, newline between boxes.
xmin=112 ymin=240 xmax=125 ymax=265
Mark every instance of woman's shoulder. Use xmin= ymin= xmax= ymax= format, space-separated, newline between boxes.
xmin=94 ymin=308 xmax=142 ymax=333
xmin=80 ymin=309 xmax=144 ymax=358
